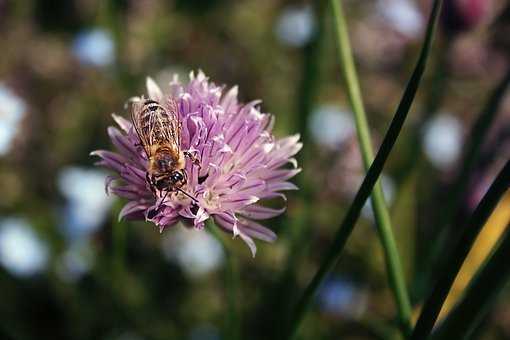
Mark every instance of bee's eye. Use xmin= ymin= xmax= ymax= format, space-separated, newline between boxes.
xmin=171 ymin=171 xmax=184 ymax=182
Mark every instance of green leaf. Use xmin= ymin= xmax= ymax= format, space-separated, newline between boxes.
xmin=411 ymin=159 xmax=510 ymax=340
xmin=432 ymin=223 xmax=510 ymax=340
xmin=416 ymin=68 xmax=510 ymax=303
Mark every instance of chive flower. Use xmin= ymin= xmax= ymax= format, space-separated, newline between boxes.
xmin=91 ymin=71 xmax=301 ymax=256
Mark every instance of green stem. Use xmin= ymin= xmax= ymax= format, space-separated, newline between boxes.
xmin=294 ymin=0 xmax=327 ymax=153
xmin=411 ymin=159 xmax=510 ymax=340
xmin=285 ymin=1 xmax=442 ymax=338
xmin=432 ymin=223 xmax=510 ymax=340
xmin=113 ymin=212 xmax=126 ymax=280
xmin=208 ymin=220 xmax=240 ymax=340
xmin=331 ymin=0 xmax=411 ymax=334
xmin=225 ymin=254 xmax=240 ymax=340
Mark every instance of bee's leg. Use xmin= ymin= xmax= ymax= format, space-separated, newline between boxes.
xmin=155 ymin=189 xmax=170 ymax=212
xmin=145 ymin=173 xmax=160 ymax=220
xmin=184 ymin=151 xmax=201 ymax=168
xmin=146 ymin=172 xmax=157 ymax=197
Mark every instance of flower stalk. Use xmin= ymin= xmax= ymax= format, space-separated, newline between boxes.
xmin=113 ymin=208 xmax=126 ymax=276
xmin=331 ymin=0 xmax=412 ymax=334
xmin=208 ymin=220 xmax=240 ymax=340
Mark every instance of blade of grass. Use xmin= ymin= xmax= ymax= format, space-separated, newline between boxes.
xmin=414 ymin=68 xmax=510 ymax=302
xmin=208 ymin=220 xmax=240 ymax=340
xmin=285 ymin=0 xmax=443 ymax=338
xmin=411 ymin=159 xmax=510 ymax=340
xmin=331 ymin=0 xmax=412 ymax=334
xmin=431 ymin=222 xmax=510 ymax=340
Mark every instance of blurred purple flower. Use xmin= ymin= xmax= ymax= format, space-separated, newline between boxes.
xmin=91 ymin=71 xmax=302 ymax=256
xmin=376 ymin=0 xmax=424 ymax=39
xmin=442 ymin=0 xmax=492 ymax=35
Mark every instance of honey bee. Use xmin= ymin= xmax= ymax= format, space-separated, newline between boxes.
xmin=131 ymin=97 xmax=198 ymax=203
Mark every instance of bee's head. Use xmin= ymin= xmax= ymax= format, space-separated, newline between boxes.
xmin=153 ymin=176 xmax=170 ymax=191
xmin=144 ymin=99 xmax=160 ymax=112
xmin=152 ymin=169 xmax=186 ymax=191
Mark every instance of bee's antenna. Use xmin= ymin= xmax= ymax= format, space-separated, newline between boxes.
xmin=153 ymin=189 xmax=198 ymax=216
xmin=176 ymin=188 xmax=199 ymax=203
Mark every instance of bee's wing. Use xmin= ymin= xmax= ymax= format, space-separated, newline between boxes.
xmin=166 ymin=99 xmax=181 ymax=150
xmin=130 ymin=100 xmax=153 ymax=158
xmin=133 ymin=98 xmax=181 ymax=154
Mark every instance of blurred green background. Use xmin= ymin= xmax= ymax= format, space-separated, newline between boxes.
xmin=0 ymin=0 xmax=509 ymax=339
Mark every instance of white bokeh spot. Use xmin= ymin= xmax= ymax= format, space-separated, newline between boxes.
xmin=309 ymin=105 xmax=355 ymax=149
xmin=58 ymin=167 xmax=114 ymax=240
xmin=161 ymin=227 xmax=224 ymax=279
xmin=0 ymin=218 xmax=49 ymax=277
xmin=275 ymin=5 xmax=316 ymax=47
xmin=423 ymin=113 xmax=464 ymax=170
xmin=0 ymin=84 xmax=26 ymax=156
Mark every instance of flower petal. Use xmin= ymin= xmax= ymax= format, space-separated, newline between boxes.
xmin=238 ymin=231 xmax=257 ymax=257
xmin=105 ymin=175 xmax=117 ymax=194
xmin=221 ymin=85 xmax=239 ymax=113
xmin=120 ymin=164 xmax=147 ymax=186
xmin=119 ymin=201 xmax=148 ymax=221
xmin=238 ymin=218 xmax=277 ymax=242
xmin=112 ymin=114 xmax=132 ymax=133
xmin=107 ymin=126 xmax=140 ymax=159
xmin=213 ymin=213 xmax=257 ymax=257
xmin=146 ymin=77 xmax=164 ymax=102
xmin=240 ymin=204 xmax=286 ymax=220
xmin=262 ymin=168 xmax=302 ymax=182
xmin=110 ymin=185 xmax=149 ymax=200
xmin=266 ymin=181 xmax=299 ymax=192
xmin=90 ymin=150 xmax=127 ymax=173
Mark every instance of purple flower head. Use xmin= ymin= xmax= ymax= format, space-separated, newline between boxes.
xmin=91 ymin=71 xmax=302 ymax=256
